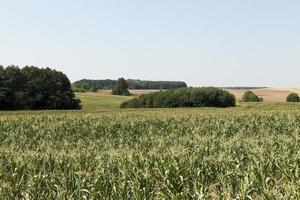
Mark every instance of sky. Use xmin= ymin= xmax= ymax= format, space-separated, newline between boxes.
xmin=0 ymin=0 xmax=299 ymax=87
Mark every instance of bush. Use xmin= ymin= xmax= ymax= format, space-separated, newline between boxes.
xmin=242 ymin=91 xmax=262 ymax=102
xmin=121 ymin=87 xmax=236 ymax=108
xmin=286 ymin=93 xmax=300 ymax=102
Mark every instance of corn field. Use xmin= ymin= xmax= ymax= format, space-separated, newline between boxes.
xmin=0 ymin=111 xmax=299 ymax=199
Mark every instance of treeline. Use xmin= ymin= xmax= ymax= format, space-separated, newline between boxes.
xmin=72 ymin=79 xmax=187 ymax=92
xmin=0 ymin=65 xmax=81 ymax=110
xmin=127 ymin=79 xmax=187 ymax=89
xmin=121 ymin=87 xmax=236 ymax=108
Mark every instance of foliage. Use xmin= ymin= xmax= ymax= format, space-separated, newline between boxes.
xmin=0 ymin=110 xmax=299 ymax=199
xmin=121 ymin=87 xmax=236 ymax=108
xmin=72 ymin=84 xmax=98 ymax=93
xmin=71 ymin=82 xmax=90 ymax=93
xmin=242 ymin=91 xmax=262 ymax=102
xmin=73 ymin=79 xmax=116 ymax=90
xmin=72 ymin=79 xmax=188 ymax=90
xmin=90 ymin=86 xmax=98 ymax=93
xmin=286 ymin=93 xmax=300 ymax=102
xmin=112 ymin=78 xmax=131 ymax=96
xmin=0 ymin=65 xmax=81 ymax=110
xmin=71 ymin=86 xmax=87 ymax=93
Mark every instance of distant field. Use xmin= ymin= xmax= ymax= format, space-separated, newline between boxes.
xmin=90 ymin=87 xmax=300 ymax=103
xmin=225 ymin=88 xmax=296 ymax=102
xmin=100 ymin=88 xmax=300 ymax=102
xmin=0 ymin=91 xmax=300 ymax=199
xmin=77 ymin=90 xmax=300 ymax=112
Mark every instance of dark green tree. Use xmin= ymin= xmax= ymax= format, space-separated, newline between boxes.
xmin=286 ymin=93 xmax=300 ymax=102
xmin=0 ymin=65 xmax=26 ymax=109
xmin=112 ymin=78 xmax=131 ymax=96
xmin=0 ymin=65 xmax=81 ymax=110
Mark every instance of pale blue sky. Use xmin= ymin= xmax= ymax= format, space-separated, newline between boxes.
xmin=1 ymin=0 xmax=299 ymax=87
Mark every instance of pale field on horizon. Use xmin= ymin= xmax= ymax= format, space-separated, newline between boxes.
xmin=226 ymin=88 xmax=299 ymax=102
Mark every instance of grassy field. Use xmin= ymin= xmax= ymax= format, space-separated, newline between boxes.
xmin=0 ymin=91 xmax=300 ymax=199
xmin=76 ymin=92 xmax=132 ymax=111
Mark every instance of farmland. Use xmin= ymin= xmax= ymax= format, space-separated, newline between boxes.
xmin=226 ymin=88 xmax=297 ymax=102
xmin=0 ymin=91 xmax=300 ymax=199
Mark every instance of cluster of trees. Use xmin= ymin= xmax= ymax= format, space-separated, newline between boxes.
xmin=72 ymin=82 xmax=98 ymax=93
xmin=121 ymin=87 xmax=236 ymax=108
xmin=112 ymin=78 xmax=131 ymax=96
xmin=0 ymin=65 xmax=81 ymax=110
xmin=242 ymin=91 xmax=263 ymax=102
xmin=72 ymin=79 xmax=187 ymax=92
xmin=72 ymin=79 xmax=115 ymax=92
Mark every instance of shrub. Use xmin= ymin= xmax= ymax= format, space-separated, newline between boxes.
xmin=286 ymin=93 xmax=300 ymax=102
xmin=121 ymin=87 xmax=236 ymax=108
xmin=242 ymin=91 xmax=262 ymax=102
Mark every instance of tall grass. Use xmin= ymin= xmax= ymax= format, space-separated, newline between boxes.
xmin=0 ymin=111 xmax=299 ymax=199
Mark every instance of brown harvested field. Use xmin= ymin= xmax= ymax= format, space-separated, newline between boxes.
xmin=225 ymin=88 xmax=298 ymax=102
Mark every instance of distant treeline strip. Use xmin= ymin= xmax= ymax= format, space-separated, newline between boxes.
xmin=72 ymin=79 xmax=187 ymax=92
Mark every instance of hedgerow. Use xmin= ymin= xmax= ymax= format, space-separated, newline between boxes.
xmin=121 ymin=87 xmax=236 ymax=108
